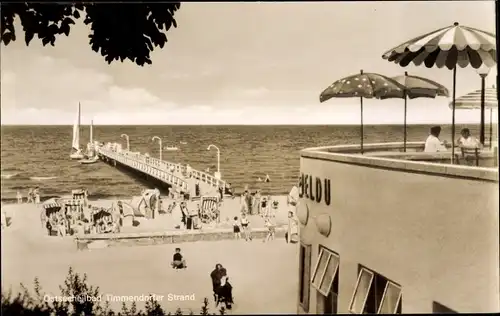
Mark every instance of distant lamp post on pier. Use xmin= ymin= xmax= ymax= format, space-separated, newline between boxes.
xmin=477 ymin=64 xmax=491 ymax=146
xmin=207 ymin=144 xmax=221 ymax=179
xmin=152 ymin=136 xmax=163 ymax=161
xmin=121 ymin=134 xmax=130 ymax=150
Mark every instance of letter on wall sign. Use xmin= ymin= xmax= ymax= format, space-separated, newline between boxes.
xmin=304 ymin=174 xmax=309 ymax=199
xmin=299 ymin=173 xmax=332 ymax=207
xmin=299 ymin=174 xmax=304 ymax=198
xmin=324 ymin=179 xmax=331 ymax=206
xmin=309 ymin=175 xmax=315 ymax=201
xmin=315 ymin=178 xmax=322 ymax=203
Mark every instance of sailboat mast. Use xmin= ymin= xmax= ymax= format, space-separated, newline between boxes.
xmin=77 ymin=102 xmax=82 ymax=150
xmin=90 ymin=119 xmax=93 ymax=144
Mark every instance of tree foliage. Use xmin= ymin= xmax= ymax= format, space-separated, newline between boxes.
xmin=1 ymin=267 xmax=227 ymax=316
xmin=0 ymin=2 xmax=181 ymax=66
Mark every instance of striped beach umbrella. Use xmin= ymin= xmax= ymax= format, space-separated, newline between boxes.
xmin=388 ymin=72 xmax=449 ymax=151
xmin=42 ymin=197 xmax=62 ymax=210
xmin=449 ymin=87 xmax=497 ymax=146
xmin=450 ymin=87 xmax=497 ymax=110
xmin=319 ymin=69 xmax=406 ymax=153
xmin=382 ymin=22 xmax=496 ymax=161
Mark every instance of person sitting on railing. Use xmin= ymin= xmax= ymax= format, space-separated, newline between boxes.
xmin=424 ymin=126 xmax=448 ymax=153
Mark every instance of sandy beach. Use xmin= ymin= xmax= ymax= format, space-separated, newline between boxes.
xmin=1 ymin=198 xmax=298 ymax=314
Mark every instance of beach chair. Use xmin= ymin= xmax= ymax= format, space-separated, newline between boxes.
xmin=200 ymin=196 xmax=220 ymax=224
xmin=72 ymin=189 xmax=87 ymax=201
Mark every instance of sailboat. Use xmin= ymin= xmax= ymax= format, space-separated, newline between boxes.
xmin=80 ymin=119 xmax=99 ymax=164
xmin=70 ymin=102 xmax=84 ymax=160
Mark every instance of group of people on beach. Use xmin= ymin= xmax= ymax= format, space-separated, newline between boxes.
xmin=165 ymin=191 xmax=219 ymax=230
xmin=44 ymin=199 xmax=120 ymax=237
xmin=16 ymin=187 xmax=40 ymax=204
xmin=231 ymin=184 xmax=300 ymax=243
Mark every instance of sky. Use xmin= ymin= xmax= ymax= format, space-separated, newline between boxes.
xmin=0 ymin=1 xmax=497 ymax=125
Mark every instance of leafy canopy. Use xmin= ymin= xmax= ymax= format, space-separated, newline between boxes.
xmin=1 ymin=2 xmax=181 ymax=66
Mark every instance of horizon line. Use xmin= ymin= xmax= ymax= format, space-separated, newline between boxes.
xmin=1 ymin=122 xmax=497 ymax=127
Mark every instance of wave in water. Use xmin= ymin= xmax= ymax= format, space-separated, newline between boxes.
xmin=1 ymin=173 xmax=19 ymax=179
xmin=30 ymin=176 xmax=58 ymax=181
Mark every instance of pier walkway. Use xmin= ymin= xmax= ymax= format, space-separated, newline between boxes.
xmin=97 ymin=142 xmax=226 ymax=197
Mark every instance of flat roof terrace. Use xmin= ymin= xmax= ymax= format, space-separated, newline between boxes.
xmin=301 ymin=142 xmax=498 ymax=182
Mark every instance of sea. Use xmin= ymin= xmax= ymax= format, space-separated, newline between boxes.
xmin=0 ymin=124 xmax=496 ymax=203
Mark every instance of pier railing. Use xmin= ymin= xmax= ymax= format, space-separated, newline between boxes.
xmin=98 ymin=146 xmax=189 ymax=192
xmin=97 ymin=143 xmax=227 ymax=191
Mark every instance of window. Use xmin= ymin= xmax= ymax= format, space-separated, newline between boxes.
xmin=349 ymin=267 xmax=402 ymax=314
xmin=312 ymin=246 xmax=340 ymax=314
xmin=298 ymin=243 xmax=312 ymax=311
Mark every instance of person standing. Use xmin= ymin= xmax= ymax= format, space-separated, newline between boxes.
xmin=33 ymin=187 xmax=40 ymax=204
xmin=233 ymin=217 xmax=241 ymax=240
xmin=27 ymin=189 xmax=34 ymax=204
xmin=218 ymin=185 xmax=224 ymax=202
xmin=246 ymin=192 xmax=253 ymax=215
xmin=45 ymin=219 xmax=53 ymax=235
xmin=240 ymin=191 xmax=249 ymax=214
xmin=263 ymin=217 xmax=275 ymax=243
xmin=240 ymin=214 xmax=252 ymax=241
xmin=16 ymin=191 xmax=23 ymax=204
xmin=253 ymin=190 xmax=261 ymax=214
xmin=210 ymin=264 xmax=227 ymax=302
xmin=195 ymin=180 xmax=200 ymax=197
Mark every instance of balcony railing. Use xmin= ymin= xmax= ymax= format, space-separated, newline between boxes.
xmin=302 ymin=142 xmax=498 ymax=182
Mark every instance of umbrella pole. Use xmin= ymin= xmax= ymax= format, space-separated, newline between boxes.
xmin=360 ymin=97 xmax=364 ymax=154
xmin=451 ymin=66 xmax=457 ymax=164
xmin=489 ymin=107 xmax=493 ymax=149
xmin=403 ymin=95 xmax=407 ymax=152
xmin=480 ymin=75 xmax=486 ymax=145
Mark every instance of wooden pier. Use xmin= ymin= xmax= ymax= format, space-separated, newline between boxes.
xmin=97 ymin=142 xmax=226 ymax=197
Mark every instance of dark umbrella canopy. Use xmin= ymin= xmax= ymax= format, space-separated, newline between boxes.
xmin=382 ymin=22 xmax=496 ymax=70
xmin=381 ymin=22 xmax=497 ymax=162
xmin=320 ymin=70 xmax=406 ymax=153
xmin=389 ymin=72 xmax=449 ymax=99
xmin=389 ymin=72 xmax=449 ymax=151
xmin=320 ymin=71 xmax=406 ymax=102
